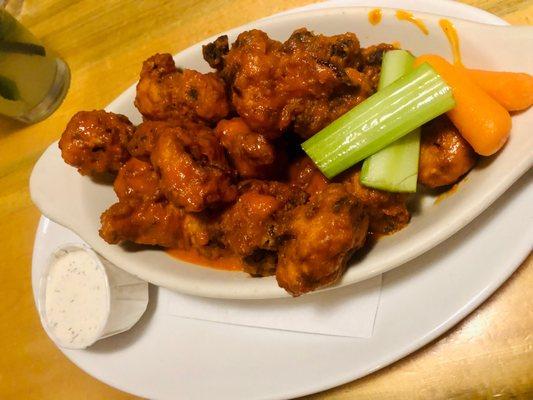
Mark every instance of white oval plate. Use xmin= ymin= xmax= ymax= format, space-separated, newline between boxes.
xmin=31 ymin=2 xmax=533 ymax=398
xmin=31 ymin=141 xmax=533 ymax=399
xmin=30 ymin=2 xmax=533 ymax=299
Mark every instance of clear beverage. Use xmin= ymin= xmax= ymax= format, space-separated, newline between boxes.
xmin=0 ymin=10 xmax=69 ymax=123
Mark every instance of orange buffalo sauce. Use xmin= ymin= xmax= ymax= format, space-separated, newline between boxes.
xmin=439 ymin=19 xmax=463 ymax=66
xmin=167 ymin=248 xmax=244 ymax=271
xmin=368 ymin=8 xmax=382 ymax=25
xmin=395 ymin=10 xmax=429 ymax=35
xmin=434 ymin=182 xmax=460 ymax=204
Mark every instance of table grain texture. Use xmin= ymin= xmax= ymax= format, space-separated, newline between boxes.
xmin=0 ymin=0 xmax=531 ymax=399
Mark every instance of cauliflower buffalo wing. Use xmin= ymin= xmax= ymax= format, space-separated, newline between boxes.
xmin=102 ymin=156 xmax=220 ymax=251
xmin=100 ymin=156 xmax=182 ymax=247
xmin=214 ymin=118 xmax=278 ymax=179
xmin=100 ymin=198 xmax=222 ymax=253
xmin=135 ymin=53 xmax=230 ymax=124
xmin=59 ymin=110 xmax=134 ymax=175
xmin=418 ymin=116 xmax=477 ymax=188
xmin=205 ymin=29 xmax=389 ymax=139
xmin=150 ymin=123 xmax=237 ymax=212
xmin=99 ymin=200 xmax=185 ymax=247
xmin=276 ymin=184 xmax=368 ymax=296
xmin=220 ymin=180 xmax=308 ymax=276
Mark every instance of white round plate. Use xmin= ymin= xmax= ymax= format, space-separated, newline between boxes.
xmin=30 ymin=0 xmax=533 ymax=299
xmin=31 ymin=1 xmax=533 ymax=399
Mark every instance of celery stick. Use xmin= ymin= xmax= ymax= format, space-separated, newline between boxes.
xmin=360 ymin=50 xmax=421 ymax=192
xmin=360 ymin=130 xmax=420 ymax=191
xmin=377 ymin=50 xmax=416 ymax=91
xmin=302 ymin=63 xmax=455 ymax=179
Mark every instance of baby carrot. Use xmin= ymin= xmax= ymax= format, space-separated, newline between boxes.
xmin=465 ymin=69 xmax=533 ymax=112
xmin=414 ymin=54 xmax=511 ymax=156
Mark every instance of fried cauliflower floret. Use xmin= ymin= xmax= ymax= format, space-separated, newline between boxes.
xmin=276 ymin=184 xmax=368 ymax=296
xmin=419 ymin=116 xmax=477 ymax=188
xmin=207 ymin=29 xmax=381 ymax=139
xmin=150 ymin=124 xmax=237 ymax=212
xmin=214 ymin=118 xmax=277 ymax=179
xmin=134 ymin=53 xmax=230 ymax=124
xmin=100 ymin=158 xmax=182 ymax=247
xmin=342 ymin=169 xmax=410 ymax=235
xmin=218 ymin=30 xmax=285 ymax=137
xmin=99 ymin=200 xmax=186 ymax=247
xmin=102 ymin=148 xmax=224 ymax=252
xmin=100 ymin=198 xmax=223 ymax=254
xmin=59 ymin=110 xmax=134 ymax=175
xmin=220 ymin=180 xmax=308 ymax=276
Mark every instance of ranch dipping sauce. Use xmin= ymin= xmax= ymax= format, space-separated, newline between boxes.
xmin=44 ymin=248 xmax=109 ymax=349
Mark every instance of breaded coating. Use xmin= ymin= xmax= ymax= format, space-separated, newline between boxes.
xmin=419 ymin=116 xmax=477 ymax=188
xmin=283 ymin=31 xmax=389 ymax=138
xmin=135 ymin=53 xmax=230 ymax=124
xmin=220 ymin=180 xmax=308 ymax=276
xmin=359 ymin=44 xmax=394 ymax=88
xmin=288 ymin=155 xmax=329 ymax=197
xmin=127 ymin=119 xmax=207 ymax=159
xmin=276 ymin=184 xmax=368 ymax=296
xmin=100 ymin=198 xmax=221 ymax=252
xmin=342 ymin=169 xmax=410 ymax=235
xmin=127 ymin=120 xmax=170 ymax=160
xmin=150 ymin=124 xmax=237 ymax=212
xmin=113 ymin=158 xmax=160 ymax=204
xmin=59 ymin=110 xmax=134 ymax=175
xmin=99 ymin=200 xmax=186 ymax=247
xmin=100 ymin=157 xmax=180 ymax=247
xmin=102 ymin=155 xmax=223 ymax=251
xmin=214 ymin=118 xmax=277 ymax=179
xmin=202 ymin=35 xmax=229 ymax=70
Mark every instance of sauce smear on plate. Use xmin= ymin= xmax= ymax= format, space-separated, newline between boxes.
xmin=368 ymin=8 xmax=382 ymax=25
xmin=396 ymin=10 xmax=429 ymax=35
xmin=439 ymin=19 xmax=462 ymax=66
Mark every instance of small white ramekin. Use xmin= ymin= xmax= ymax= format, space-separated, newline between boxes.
xmin=38 ymin=244 xmax=149 ymax=349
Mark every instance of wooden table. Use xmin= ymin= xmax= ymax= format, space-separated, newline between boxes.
xmin=1 ymin=0 xmax=531 ymax=398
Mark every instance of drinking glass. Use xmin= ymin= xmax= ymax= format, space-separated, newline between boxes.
xmin=0 ymin=9 xmax=69 ymax=123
